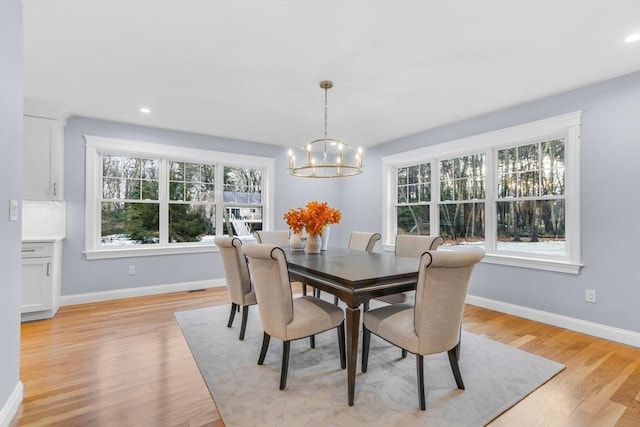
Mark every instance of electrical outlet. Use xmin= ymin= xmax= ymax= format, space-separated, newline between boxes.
xmin=128 ymin=265 xmax=136 ymax=275
xmin=9 ymin=200 xmax=18 ymax=221
xmin=585 ymin=289 xmax=596 ymax=303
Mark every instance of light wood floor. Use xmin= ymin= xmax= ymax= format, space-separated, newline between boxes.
xmin=11 ymin=286 xmax=639 ymax=426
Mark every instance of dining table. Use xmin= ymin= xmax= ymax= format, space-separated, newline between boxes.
xmin=285 ymin=248 xmax=420 ymax=406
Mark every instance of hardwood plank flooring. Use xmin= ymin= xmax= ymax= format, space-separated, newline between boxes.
xmin=11 ymin=287 xmax=640 ymax=426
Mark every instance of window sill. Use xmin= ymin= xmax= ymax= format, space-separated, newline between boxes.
xmin=85 ymin=236 xmax=257 ymax=259
xmin=381 ymin=244 xmax=582 ymax=274
xmin=482 ymin=253 xmax=582 ymax=274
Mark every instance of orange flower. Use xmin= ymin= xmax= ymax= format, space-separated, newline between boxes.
xmin=300 ymin=201 xmax=341 ymax=236
xmin=283 ymin=208 xmax=305 ymax=234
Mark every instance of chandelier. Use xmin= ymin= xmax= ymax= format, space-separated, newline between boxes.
xmin=287 ymin=81 xmax=363 ymax=178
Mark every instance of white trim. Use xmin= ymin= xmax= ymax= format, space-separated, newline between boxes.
xmin=482 ymin=253 xmax=582 ymax=275
xmin=85 ymin=244 xmax=220 ymax=260
xmin=466 ymin=294 xmax=640 ymax=348
xmin=24 ymin=99 xmax=70 ymax=124
xmin=84 ymin=135 xmax=274 ymax=258
xmin=84 ymin=236 xmax=258 ymax=260
xmin=58 ymin=279 xmax=226 ymax=307
xmin=382 ymin=111 xmax=582 ymax=164
xmin=0 ymin=381 xmax=23 ymax=427
xmin=381 ymin=243 xmax=582 ymax=274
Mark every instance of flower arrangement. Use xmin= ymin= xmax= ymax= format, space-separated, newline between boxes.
xmin=283 ymin=208 xmax=305 ymax=234
xmin=283 ymin=201 xmax=341 ymax=236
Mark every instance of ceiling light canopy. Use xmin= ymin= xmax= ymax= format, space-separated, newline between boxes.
xmin=287 ymin=81 xmax=363 ymax=178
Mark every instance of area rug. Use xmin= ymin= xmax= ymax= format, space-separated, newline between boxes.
xmin=175 ymin=304 xmax=564 ymax=427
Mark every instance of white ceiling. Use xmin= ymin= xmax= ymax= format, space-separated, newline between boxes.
xmin=22 ymin=1 xmax=640 ymax=149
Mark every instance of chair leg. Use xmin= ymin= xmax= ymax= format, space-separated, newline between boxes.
xmin=402 ymin=349 xmax=408 ymax=359
xmin=301 ymin=283 xmax=307 ymax=296
xmin=337 ymin=321 xmax=346 ymax=369
xmin=361 ymin=325 xmax=371 ymax=373
xmin=363 ymin=302 xmax=370 ymax=312
xmin=258 ymin=332 xmax=270 ymax=365
xmin=416 ymin=354 xmax=426 ymax=410
xmin=447 ymin=347 xmax=465 ymax=389
xmin=334 ymin=296 xmax=339 ymax=305
xmin=279 ymin=341 xmax=291 ymax=390
xmin=227 ymin=303 xmax=237 ymax=327
xmin=309 ymin=335 xmax=315 ymax=348
xmin=239 ymin=305 xmax=249 ymax=340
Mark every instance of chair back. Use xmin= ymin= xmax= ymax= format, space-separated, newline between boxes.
xmin=214 ymin=237 xmax=252 ymax=305
xmin=414 ymin=247 xmax=485 ymax=354
xmin=242 ymin=244 xmax=294 ymax=340
xmin=348 ymin=231 xmax=381 ymax=253
xmin=253 ymin=230 xmax=290 ymax=247
xmin=395 ymin=235 xmax=444 ymax=258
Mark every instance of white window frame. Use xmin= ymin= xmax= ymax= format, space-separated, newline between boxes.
xmin=84 ymin=135 xmax=275 ymax=259
xmin=382 ymin=112 xmax=582 ymax=274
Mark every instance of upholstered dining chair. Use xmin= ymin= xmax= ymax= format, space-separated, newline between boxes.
xmin=348 ymin=231 xmax=382 ymax=252
xmin=253 ymin=230 xmax=290 ymax=247
xmin=214 ymin=236 xmax=257 ymax=340
xmin=361 ymin=247 xmax=485 ymax=410
xmin=242 ymin=244 xmax=346 ymax=390
xmin=374 ymin=235 xmax=445 ymax=305
xmin=254 ymin=230 xmax=314 ymax=296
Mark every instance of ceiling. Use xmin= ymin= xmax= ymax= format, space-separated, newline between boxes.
xmin=22 ymin=1 xmax=640 ymax=149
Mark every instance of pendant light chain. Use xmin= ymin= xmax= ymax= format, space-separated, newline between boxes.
xmin=324 ymin=85 xmax=329 ymax=140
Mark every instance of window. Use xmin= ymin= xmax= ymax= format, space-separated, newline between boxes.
xmin=383 ymin=112 xmax=582 ymax=274
xmin=396 ymin=163 xmax=431 ymax=235
xmin=85 ymin=135 xmax=274 ymax=259
xmin=439 ymin=153 xmax=485 ymax=244
xmin=496 ymin=140 xmax=566 ymax=255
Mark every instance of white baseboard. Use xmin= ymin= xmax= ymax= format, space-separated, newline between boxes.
xmin=466 ymin=294 xmax=640 ymax=348
xmin=56 ymin=282 xmax=639 ymax=347
xmin=59 ymin=279 xmax=226 ymax=307
xmin=0 ymin=381 xmax=23 ymax=427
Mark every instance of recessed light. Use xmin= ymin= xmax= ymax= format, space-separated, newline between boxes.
xmin=139 ymin=106 xmax=152 ymax=114
xmin=625 ymin=33 xmax=640 ymax=43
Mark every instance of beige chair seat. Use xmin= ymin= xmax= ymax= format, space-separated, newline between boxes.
xmin=374 ymin=293 xmax=407 ymax=305
xmin=287 ymin=296 xmax=344 ymax=341
xmin=362 ymin=303 xmax=418 ymax=351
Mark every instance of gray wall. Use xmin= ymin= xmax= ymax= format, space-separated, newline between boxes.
xmin=340 ymin=72 xmax=640 ymax=333
xmin=62 ymin=74 xmax=638 ymax=335
xmin=0 ymin=0 xmax=23 ymax=417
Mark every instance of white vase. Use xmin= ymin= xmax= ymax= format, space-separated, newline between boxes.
xmin=321 ymin=225 xmax=330 ymax=251
xmin=290 ymin=231 xmax=305 ymax=252
xmin=305 ymin=234 xmax=322 ymax=254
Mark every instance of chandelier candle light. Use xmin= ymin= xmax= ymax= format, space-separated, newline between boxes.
xmin=287 ymin=81 xmax=364 ymax=178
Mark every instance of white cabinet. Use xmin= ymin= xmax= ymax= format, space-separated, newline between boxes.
xmin=21 ymin=241 xmax=62 ymax=321
xmin=23 ymin=115 xmax=64 ymax=200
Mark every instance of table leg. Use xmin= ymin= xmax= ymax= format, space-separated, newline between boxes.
xmin=345 ymin=305 xmax=360 ymax=406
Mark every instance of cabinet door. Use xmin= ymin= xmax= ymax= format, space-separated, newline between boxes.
xmin=21 ymin=257 xmax=54 ymax=313
xmin=23 ymin=116 xmax=64 ymax=200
